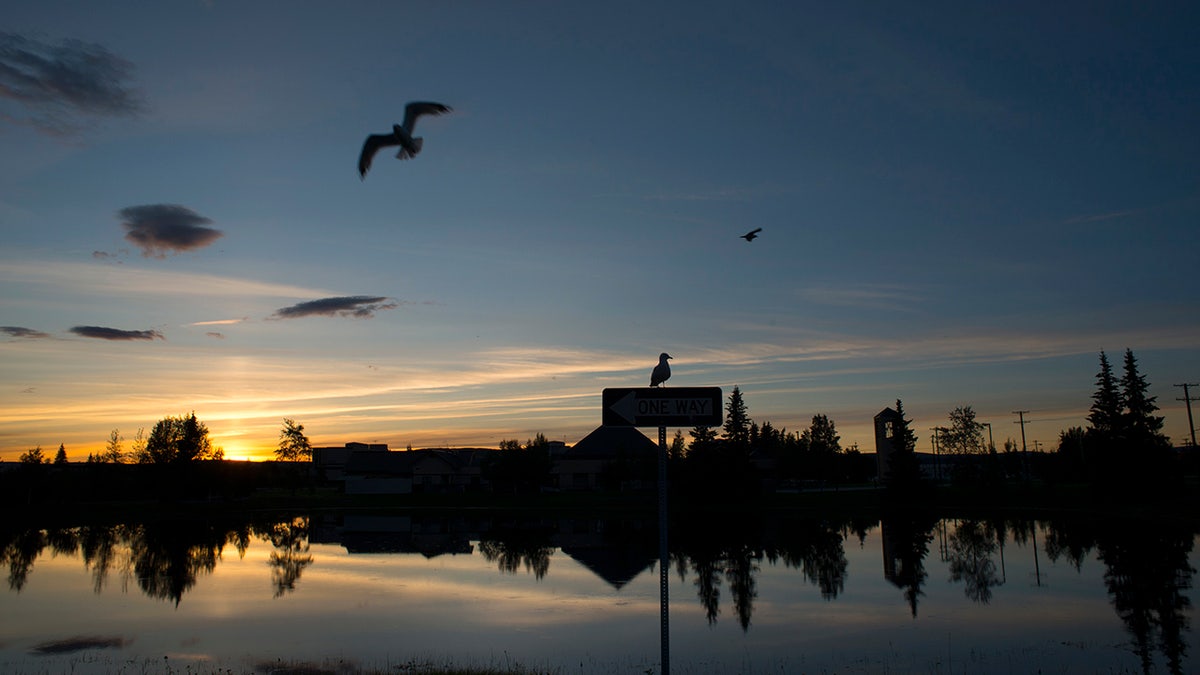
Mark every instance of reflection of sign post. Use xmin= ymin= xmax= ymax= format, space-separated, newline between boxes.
xmin=602 ymin=387 xmax=722 ymax=675
xmin=602 ymin=387 xmax=723 ymax=428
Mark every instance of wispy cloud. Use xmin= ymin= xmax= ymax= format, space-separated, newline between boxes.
xmin=2 ymin=326 xmax=51 ymax=339
xmin=69 ymin=325 xmax=163 ymax=341
xmin=0 ymin=31 xmax=143 ymax=135
xmin=797 ymin=283 xmax=928 ymax=312
xmin=91 ymin=249 xmax=127 ymax=262
xmin=118 ymin=204 xmax=223 ymax=258
xmin=0 ymin=260 xmax=335 ymax=299
xmin=270 ymin=296 xmax=400 ymax=320
xmin=190 ymin=318 xmax=247 ymax=326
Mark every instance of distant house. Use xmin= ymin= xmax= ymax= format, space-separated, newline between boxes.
xmin=340 ymin=448 xmax=491 ymax=495
xmin=313 ymin=442 xmax=388 ymax=480
xmin=341 ymin=450 xmax=413 ymax=494
xmin=411 ymin=449 xmax=489 ymax=493
xmin=553 ymin=426 xmax=659 ymax=491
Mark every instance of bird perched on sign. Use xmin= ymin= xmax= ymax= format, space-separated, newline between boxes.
xmin=358 ymin=101 xmax=453 ymax=179
xmin=650 ymin=352 xmax=672 ymax=387
xmin=740 ymin=227 xmax=762 ymax=242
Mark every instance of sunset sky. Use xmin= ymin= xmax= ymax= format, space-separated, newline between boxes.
xmin=3 ymin=2 xmax=1198 ymax=462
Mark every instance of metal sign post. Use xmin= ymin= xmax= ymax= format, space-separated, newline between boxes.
xmin=601 ymin=386 xmax=722 ymax=675
xmin=658 ymin=424 xmax=669 ymax=675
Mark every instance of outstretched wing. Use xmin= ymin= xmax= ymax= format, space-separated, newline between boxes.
xmin=401 ymin=101 xmax=452 ymax=133
xmin=358 ymin=133 xmax=397 ymax=178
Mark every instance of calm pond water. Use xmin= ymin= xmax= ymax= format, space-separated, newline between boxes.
xmin=1 ymin=510 xmax=1195 ymax=674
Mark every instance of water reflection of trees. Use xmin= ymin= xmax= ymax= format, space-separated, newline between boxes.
xmin=2 ymin=510 xmax=1195 ymax=672
xmin=945 ymin=519 xmax=1004 ymax=603
xmin=0 ymin=517 xmax=312 ymax=605
xmin=673 ymin=516 xmax=848 ymax=631
xmin=1098 ymin=521 xmax=1193 ymax=675
xmin=478 ymin=525 xmax=554 ymax=580
xmin=881 ymin=515 xmax=937 ymax=617
xmin=945 ymin=515 xmax=1195 ymax=675
xmin=266 ymin=517 xmax=313 ymax=598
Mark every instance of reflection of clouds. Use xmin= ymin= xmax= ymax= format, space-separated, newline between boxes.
xmin=293 ymin=546 xmax=656 ymax=628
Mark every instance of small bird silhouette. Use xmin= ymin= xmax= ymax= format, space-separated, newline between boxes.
xmin=740 ymin=227 xmax=762 ymax=242
xmin=358 ymin=101 xmax=452 ymax=179
xmin=650 ymin=352 xmax=672 ymax=387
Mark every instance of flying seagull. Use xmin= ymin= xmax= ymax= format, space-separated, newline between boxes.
xmin=740 ymin=227 xmax=762 ymax=242
xmin=358 ymin=101 xmax=453 ymax=178
xmin=650 ymin=352 xmax=672 ymax=387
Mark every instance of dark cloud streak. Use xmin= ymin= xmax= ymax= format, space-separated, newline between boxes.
xmin=118 ymin=204 xmax=223 ymax=258
xmin=70 ymin=325 xmax=163 ymax=341
xmin=2 ymin=326 xmax=51 ymax=339
xmin=0 ymin=31 xmax=143 ymax=135
xmin=271 ymin=296 xmax=400 ymax=320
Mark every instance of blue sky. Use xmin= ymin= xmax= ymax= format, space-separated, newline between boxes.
xmin=2 ymin=1 xmax=1198 ymax=460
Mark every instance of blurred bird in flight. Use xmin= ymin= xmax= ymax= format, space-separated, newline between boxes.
xmin=358 ymin=101 xmax=452 ymax=178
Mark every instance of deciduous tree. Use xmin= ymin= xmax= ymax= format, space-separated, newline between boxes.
xmin=942 ymin=406 xmax=983 ymax=456
xmin=102 ymin=428 xmax=126 ymax=463
xmin=142 ymin=412 xmax=221 ymax=464
xmin=802 ymin=414 xmax=841 ymax=483
xmin=484 ymin=435 xmax=553 ymax=493
xmin=276 ymin=418 xmax=313 ymax=462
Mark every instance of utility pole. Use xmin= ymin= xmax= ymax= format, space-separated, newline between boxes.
xmin=1013 ymin=410 xmax=1031 ymax=480
xmin=1175 ymin=383 xmax=1199 ymax=447
xmin=1013 ymin=411 xmax=1030 ymax=453
xmin=930 ymin=427 xmax=943 ymax=480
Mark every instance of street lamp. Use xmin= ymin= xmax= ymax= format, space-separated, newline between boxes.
xmin=981 ymin=422 xmax=994 ymax=453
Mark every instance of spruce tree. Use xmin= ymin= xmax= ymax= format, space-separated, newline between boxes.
xmin=1120 ymin=349 xmax=1169 ymax=451
xmin=1087 ymin=351 xmax=1122 ymax=441
xmin=723 ymin=386 xmax=751 ymax=447
xmin=887 ymin=399 xmax=922 ymax=491
xmin=893 ymin=399 xmax=918 ymax=455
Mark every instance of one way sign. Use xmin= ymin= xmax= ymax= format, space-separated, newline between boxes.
xmin=602 ymin=387 xmax=723 ymax=428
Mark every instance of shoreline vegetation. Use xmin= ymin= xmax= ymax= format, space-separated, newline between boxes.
xmin=4 ymin=656 xmax=561 ymax=675
xmin=5 ymin=461 xmax=1198 ymax=528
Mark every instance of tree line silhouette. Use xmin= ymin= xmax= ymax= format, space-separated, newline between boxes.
xmin=5 ymin=349 xmax=1193 ymax=506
